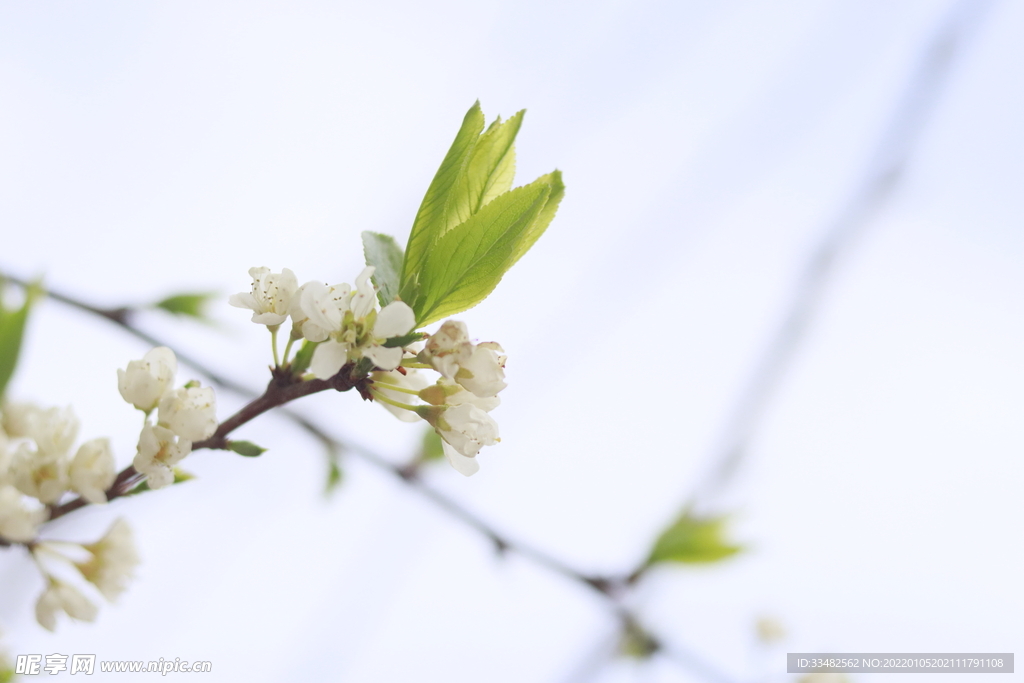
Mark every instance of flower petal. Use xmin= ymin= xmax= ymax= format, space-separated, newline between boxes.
xmin=442 ymin=441 xmax=480 ymax=476
xmin=374 ymin=301 xmax=416 ymax=339
xmin=364 ymin=345 xmax=403 ymax=371
xmin=309 ymin=340 xmax=348 ymax=379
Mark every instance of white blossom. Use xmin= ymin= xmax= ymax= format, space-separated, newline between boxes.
xmin=418 ymin=322 xmax=507 ymax=398
xmin=0 ymin=401 xmax=42 ymax=439
xmin=69 ymin=438 xmax=116 ymax=505
xmin=133 ymin=424 xmax=191 ymax=489
xmin=35 ymin=580 xmax=98 ymax=632
xmin=229 ymin=266 xmax=299 ymax=326
xmin=26 ymin=406 xmax=79 ymax=459
xmin=76 ymin=518 xmax=140 ymax=601
xmin=0 ymin=427 xmax=12 ymax=485
xmin=304 ymin=267 xmax=417 ymax=378
xmin=158 ymin=385 xmax=217 ymax=442
xmin=456 ymin=342 xmax=507 ymax=398
xmin=0 ymin=485 xmax=47 ymax=542
xmin=117 ymin=347 xmax=177 ymax=412
xmin=418 ymin=320 xmax=473 ymax=379
xmin=421 ymin=403 xmax=499 ymax=459
xmin=10 ymin=441 xmax=69 ymax=504
xmin=294 ymin=280 xmax=350 ymax=343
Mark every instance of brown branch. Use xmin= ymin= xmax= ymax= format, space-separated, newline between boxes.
xmin=44 ymin=367 xmax=365 ymax=523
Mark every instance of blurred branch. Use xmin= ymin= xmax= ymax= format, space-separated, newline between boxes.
xmin=689 ymin=0 xmax=997 ymax=511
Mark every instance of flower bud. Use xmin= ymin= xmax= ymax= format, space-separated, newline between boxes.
xmin=117 ymin=347 xmax=177 ymax=412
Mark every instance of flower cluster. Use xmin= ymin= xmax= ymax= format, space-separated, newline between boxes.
xmin=370 ymin=321 xmax=507 ymax=476
xmin=31 ymin=518 xmax=140 ymax=631
xmin=231 ymin=268 xmax=508 ymax=475
xmin=118 ymin=347 xmax=218 ymax=489
xmin=0 ymin=402 xmax=116 ymax=542
xmin=231 ymin=265 xmax=416 ymax=376
xmin=0 ymin=403 xmax=140 ymax=630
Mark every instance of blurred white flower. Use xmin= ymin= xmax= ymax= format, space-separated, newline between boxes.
xmin=76 ymin=518 xmax=140 ymax=601
xmin=158 ymin=385 xmax=217 ymax=442
xmin=0 ymin=484 xmax=47 ymax=542
xmin=26 ymin=406 xmax=79 ymax=459
xmin=10 ymin=441 xmax=69 ymax=504
xmin=35 ymin=579 xmax=97 ymax=632
xmin=69 ymin=438 xmax=116 ymax=505
xmin=0 ymin=426 xmax=12 ymax=485
xmin=133 ymin=424 xmax=191 ymax=489
xmin=229 ymin=266 xmax=299 ymax=326
xmin=0 ymin=401 xmax=42 ymax=439
xmin=117 ymin=346 xmax=177 ymax=412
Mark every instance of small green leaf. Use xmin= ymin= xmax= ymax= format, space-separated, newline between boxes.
xmin=411 ymin=175 xmax=555 ymax=326
xmin=290 ymin=339 xmax=319 ymax=375
xmin=618 ymin=619 xmax=659 ymax=659
xmin=153 ymin=292 xmax=216 ymax=320
xmin=0 ymin=278 xmax=41 ymax=400
xmin=382 ymin=332 xmax=424 ymax=349
xmin=402 ymin=101 xmax=486 ymax=295
xmin=646 ymin=510 xmax=743 ymax=566
xmin=325 ymin=459 xmax=343 ymax=495
xmin=323 ymin=442 xmax=345 ymax=496
xmin=228 ymin=440 xmax=267 ymax=457
xmin=420 ymin=428 xmax=444 ymax=462
xmin=361 ymin=232 xmax=405 ymax=306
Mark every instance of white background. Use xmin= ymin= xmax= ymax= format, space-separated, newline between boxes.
xmin=1 ymin=1 xmax=1021 ymax=681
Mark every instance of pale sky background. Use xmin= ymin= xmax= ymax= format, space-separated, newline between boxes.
xmin=1 ymin=1 xmax=1022 ymax=682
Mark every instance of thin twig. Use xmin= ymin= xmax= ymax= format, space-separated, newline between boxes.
xmin=689 ymin=0 xmax=996 ymax=511
xmin=44 ymin=369 xmax=362 ymax=523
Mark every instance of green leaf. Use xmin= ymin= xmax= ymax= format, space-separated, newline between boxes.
xmin=0 ymin=278 xmax=40 ymax=400
xmin=382 ymin=332 xmax=424 ymax=349
xmin=228 ymin=440 xmax=267 ymax=457
xmin=618 ymin=619 xmax=659 ymax=659
xmin=453 ymin=110 xmax=524 ymax=223
xmin=401 ymin=101 xmax=486 ymax=296
xmin=420 ymin=427 xmax=444 ymax=462
xmin=153 ymin=292 xmax=216 ymax=320
xmin=325 ymin=459 xmax=343 ymax=495
xmin=646 ymin=510 xmax=743 ymax=566
xmin=410 ymin=175 xmax=555 ymax=326
xmin=290 ymin=339 xmax=319 ymax=375
xmin=361 ymin=232 xmax=405 ymax=307
xmin=323 ymin=442 xmax=344 ymax=496
xmin=509 ymin=169 xmax=563 ymax=267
